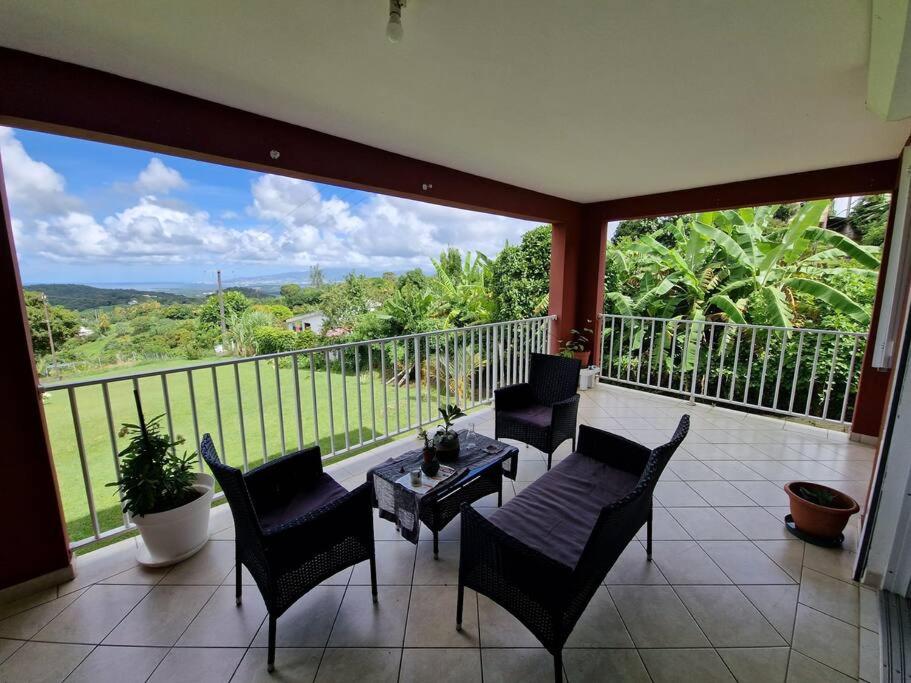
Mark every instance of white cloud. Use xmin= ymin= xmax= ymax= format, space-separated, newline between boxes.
xmin=5 ymin=128 xmax=540 ymax=272
xmin=133 ymin=158 xmax=186 ymax=194
xmin=0 ymin=126 xmax=79 ymax=215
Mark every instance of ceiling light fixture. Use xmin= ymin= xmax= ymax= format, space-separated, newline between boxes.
xmin=386 ymin=0 xmax=405 ymax=43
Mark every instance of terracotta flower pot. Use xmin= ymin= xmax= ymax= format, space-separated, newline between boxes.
xmin=572 ymin=350 xmax=591 ymax=366
xmin=784 ymin=481 xmax=859 ymax=540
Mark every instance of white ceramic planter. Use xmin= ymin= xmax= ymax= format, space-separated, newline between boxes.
xmin=133 ymin=472 xmax=214 ymax=567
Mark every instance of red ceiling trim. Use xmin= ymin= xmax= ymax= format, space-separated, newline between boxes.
xmin=585 ymin=160 xmax=901 ymax=223
xmin=0 ymin=48 xmax=579 ymax=224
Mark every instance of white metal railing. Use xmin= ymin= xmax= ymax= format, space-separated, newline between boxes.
xmin=39 ymin=316 xmax=553 ymax=548
xmin=600 ymin=314 xmax=867 ymax=425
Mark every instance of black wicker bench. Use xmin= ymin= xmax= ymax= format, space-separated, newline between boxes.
xmin=457 ymin=416 xmax=689 ymax=683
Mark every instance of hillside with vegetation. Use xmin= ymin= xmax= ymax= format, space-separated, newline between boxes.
xmin=24 ymin=283 xmax=195 ymax=310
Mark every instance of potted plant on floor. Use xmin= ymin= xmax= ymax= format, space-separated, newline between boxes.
xmin=108 ymin=390 xmax=214 ymax=566
xmin=784 ymin=481 xmax=859 ymax=543
xmin=433 ymin=404 xmax=466 ymax=461
xmin=418 ymin=428 xmax=440 ymax=477
xmin=559 ymin=322 xmax=594 ymax=366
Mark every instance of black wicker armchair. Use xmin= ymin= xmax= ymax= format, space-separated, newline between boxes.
xmin=200 ymin=435 xmax=376 ymax=673
xmin=458 ymin=416 xmax=689 ymax=683
xmin=494 ymin=352 xmax=582 ymax=469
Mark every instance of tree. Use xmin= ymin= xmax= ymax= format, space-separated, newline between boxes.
xmin=23 ymin=290 xmax=81 ymax=356
xmin=849 ymin=194 xmax=891 ymax=246
xmin=612 ymin=216 xmax=688 ymax=246
xmin=309 ymin=264 xmax=326 ymax=289
xmin=226 ymin=309 xmax=275 ymax=356
xmin=198 ymin=290 xmax=250 ymax=327
xmin=380 ymin=284 xmax=435 ymax=335
xmin=320 ymin=273 xmax=372 ymax=329
xmin=491 ymin=225 xmax=551 ymax=320
xmin=97 ymin=312 xmax=111 ymax=334
xmin=431 ymin=250 xmax=496 ymax=326
xmin=604 ymin=201 xmax=880 ymax=328
xmin=436 ymin=247 xmax=463 ymax=281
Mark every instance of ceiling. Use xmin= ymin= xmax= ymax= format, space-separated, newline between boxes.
xmin=0 ymin=1 xmax=908 ymax=203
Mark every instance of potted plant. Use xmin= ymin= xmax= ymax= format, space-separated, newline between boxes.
xmin=418 ymin=428 xmax=440 ymax=477
xmin=433 ymin=404 xmax=466 ymax=461
xmin=784 ymin=481 xmax=859 ymax=541
xmin=108 ymin=390 xmax=214 ymax=567
xmin=559 ymin=322 xmax=594 ymax=366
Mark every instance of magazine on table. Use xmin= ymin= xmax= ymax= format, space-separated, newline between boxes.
xmin=394 ymin=464 xmax=465 ymax=494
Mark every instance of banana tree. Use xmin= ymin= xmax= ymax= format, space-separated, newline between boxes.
xmin=603 ymin=199 xmax=880 ymax=382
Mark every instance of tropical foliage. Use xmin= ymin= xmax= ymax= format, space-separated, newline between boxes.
xmin=604 ymin=200 xmax=880 ymax=329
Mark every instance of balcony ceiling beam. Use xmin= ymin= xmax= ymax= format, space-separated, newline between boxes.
xmin=586 ymin=160 xmax=900 ymax=223
xmin=0 ymin=48 xmax=579 ymax=225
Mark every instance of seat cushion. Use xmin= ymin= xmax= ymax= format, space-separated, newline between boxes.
xmin=498 ymin=404 xmax=552 ymax=429
xmin=489 ymin=452 xmax=639 ymax=568
xmin=257 ymin=473 xmax=348 ymax=532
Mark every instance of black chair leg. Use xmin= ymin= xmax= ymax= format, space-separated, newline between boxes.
xmin=235 ymin=548 xmax=242 ymax=606
xmin=456 ymin=583 xmax=464 ymax=632
xmin=433 ymin=530 xmax=440 ymax=559
xmin=497 ymin=477 xmax=503 ymax=507
xmin=554 ymin=649 xmax=563 ymax=683
xmin=369 ymin=550 xmax=378 ymax=602
xmin=267 ymin=615 xmax=276 ymax=672
xmin=546 ymin=451 xmax=553 ymax=471
xmin=646 ymin=502 xmax=653 ymax=561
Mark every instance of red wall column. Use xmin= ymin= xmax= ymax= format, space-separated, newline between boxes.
xmin=549 ymin=213 xmax=607 ymax=361
xmin=852 ymin=179 xmax=904 ymax=438
xmin=0 ymin=157 xmax=72 ymax=590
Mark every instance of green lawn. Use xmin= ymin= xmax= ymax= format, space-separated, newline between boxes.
xmin=41 ymin=355 xmax=454 ymax=544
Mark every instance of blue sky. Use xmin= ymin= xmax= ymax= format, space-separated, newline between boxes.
xmin=2 ymin=127 xmax=539 ymax=285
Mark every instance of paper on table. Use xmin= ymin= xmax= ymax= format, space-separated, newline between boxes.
xmin=395 ymin=465 xmax=458 ymax=494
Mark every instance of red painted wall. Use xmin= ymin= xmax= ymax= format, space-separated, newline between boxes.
xmin=549 ymin=214 xmax=607 ymax=359
xmin=852 ymin=180 xmax=903 ymax=438
xmin=0 ymin=160 xmax=71 ymax=589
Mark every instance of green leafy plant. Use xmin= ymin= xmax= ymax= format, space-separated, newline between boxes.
xmin=796 ymin=485 xmax=838 ymax=508
xmin=107 ymin=390 xmax=198 ymax=517
xmin=417 ymin=428 xmax=434 ymax=451
xmin=434 ymin=404 xmax=466 ymax=450
xmin=560 ymin=324 xmax=593 ymax=356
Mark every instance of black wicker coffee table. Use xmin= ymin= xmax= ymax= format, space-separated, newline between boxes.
xmin=367 ymin=430 xmax=519 ymax=557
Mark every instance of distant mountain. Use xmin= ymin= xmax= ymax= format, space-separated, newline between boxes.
xmin=24 ymin=284 xmax=198 ymax=310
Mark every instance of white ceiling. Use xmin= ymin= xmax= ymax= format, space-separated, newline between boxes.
xmin=0 ymin=1 xmax=909 ymax=203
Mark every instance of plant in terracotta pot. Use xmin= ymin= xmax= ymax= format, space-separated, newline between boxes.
xmin=433 ymin=404 xmax=466 ymax=461
xmin=784 ymin=481 xmax=859 ymax=542
xmin=107 ymin=390 xmax=214 ymax=566
xmin=418 ymin=428 xmax=440 ymax=477
xmin=559 ymin=322 xmax=594 ymax=366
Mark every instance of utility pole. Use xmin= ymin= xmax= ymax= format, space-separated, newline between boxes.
xmin=216 ymin=269 xmax=227 ymax=352
xmin=42 ymin=293 xmax=60 ymax=380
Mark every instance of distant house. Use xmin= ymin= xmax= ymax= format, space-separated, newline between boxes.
xmin=285 ymin=311 xmax=326 ymax=334
xmin=77 ymin=326 xmax=93 ymax=337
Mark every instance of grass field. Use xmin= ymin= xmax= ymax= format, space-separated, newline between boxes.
xmin=41 ymin=355 xmax=456 ymax=544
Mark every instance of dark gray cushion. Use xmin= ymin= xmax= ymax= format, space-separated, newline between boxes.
xmin=488 ymin=452 xmax=639 ymax=568
xmin=257 ymin=473 xmax=347 ymax=532
xmin=498 ymin=404 xmax=552 ymax=429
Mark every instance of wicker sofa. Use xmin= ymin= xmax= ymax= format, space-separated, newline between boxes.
xmin=457 ymin=416 xmax=690 ymax=683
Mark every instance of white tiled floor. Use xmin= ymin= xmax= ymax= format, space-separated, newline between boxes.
xmin=0 ymin=385 xmax=879 ymax=682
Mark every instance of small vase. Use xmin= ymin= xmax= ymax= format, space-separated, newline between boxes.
xmin=421 ymin=449 xmax=440 ymax=477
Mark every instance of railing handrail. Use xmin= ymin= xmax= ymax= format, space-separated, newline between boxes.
xmin=39 ymin=315 xmax=557 ymax=392
xmin=599 ymin=312 xmax=868 ymax=338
